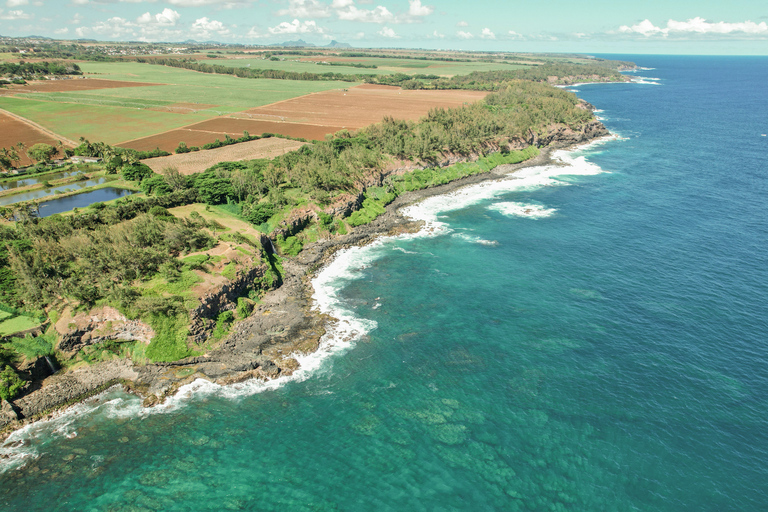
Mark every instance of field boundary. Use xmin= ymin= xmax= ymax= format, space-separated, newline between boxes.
xmin=0 ymin=107 xmax=78 ymax=147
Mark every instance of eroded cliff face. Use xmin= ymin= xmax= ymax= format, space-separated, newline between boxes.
xmin=188 ymin=262 xmax=273 ymax=343
xmin=56 ymin=307 xmax=155 ymax=354
xmin=534 ymin=120 xmax=610 ymax=148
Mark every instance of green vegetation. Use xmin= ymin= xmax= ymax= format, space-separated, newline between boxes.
xmin=0 ymin=47 xmax=619 ymax=396
xmin=145 ymin=313 xmax=191 ymax=362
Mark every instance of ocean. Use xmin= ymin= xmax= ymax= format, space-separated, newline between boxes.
xmin=1 ymin=55 xmax=767 ymax=511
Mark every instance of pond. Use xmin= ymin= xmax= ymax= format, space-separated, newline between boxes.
xmin=0 ymin=178 xmax=110 ymax=206
xmin=0 ymin=170 xmax=83 ymax=190
xmin=37 ymin=187 xmax=135 ymax=217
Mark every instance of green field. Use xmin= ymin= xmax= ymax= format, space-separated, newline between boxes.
xmin=0 ymin=95 xmax=214 ymax=144
xmin=210 ymin=56 xmax=528 ymax=77
xmin=1 ymin=62 xmax=358 ymax=143
xmin=0 ymin=315 xmax=41 ymax=336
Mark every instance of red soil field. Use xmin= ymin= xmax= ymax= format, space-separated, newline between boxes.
xmin=117 ymin=84 xmax=487 ymax=152
xmin=0 ymin=111 xmax=67 ymax=166
xmin=118 ymin=120 xmax=344 ymax=152
xmin=0 ymin=78 xmax=163 ymax=95
xmin=240 ymin=84 xmax=488 ymax=129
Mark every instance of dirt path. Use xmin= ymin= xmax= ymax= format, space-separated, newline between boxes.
xmin=0 ymin=107 xmax=79 ymax=147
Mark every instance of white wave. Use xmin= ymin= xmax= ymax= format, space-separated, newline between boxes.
xmin=631 ymin=76 xmax=662 ymax=85
xmin=452 ymin=232 xmax=499 ymax=246
xmin=401 ymin=138 xmax=610 ymax=230
xmin=0 ymin=136 xmax=617 ymax=468
xmin=489 ymin=202 xmax=556 ymax=219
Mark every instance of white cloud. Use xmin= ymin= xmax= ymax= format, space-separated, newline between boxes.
xmin=0 ymin=8 xmax=31 ymax=19
xmin=456 ymin=20 xmax=467 ymax=27
xmin=378 ymin=26 xmax=398 ymax=38
xmin=407 ymin=0 xmax=432 ymax=17
xmin=71 ymin=0 xmax=89 ymax=4
xmin=456 ymin=30 xmax=472 ymax=39
xmin=137 ymin=8 xmax=180 ymax=26
xmin=54 ymin=27 xmax=69 ymax=34
xmin=619 ymin=17 xmax=768 ymax=37
xmin=69 ymin=12 xmax=83 ymax=24
xmin=480 ymin=27 xmax=495 ymax=39
xmin=336 ymin=3 xmax=394 ymax=23
xmin=278 ymin=0 xmax=331 ymax=18
xmin=167 ymin=0 xmax=241 ymax=6
xmin=507 ymin=30 xmax=523 ymax=39
xmin=331 ymin=0 xmax=430 ymax=24
xmin=429 ymin=29 xmax=444 ymax=38
xmin=192 ymin=17 xmax=230 ymax=37
xmin=6 ymin=0 xmax=28 ymax=7
xmin=268 ymin=18 xmax=325 ymax=35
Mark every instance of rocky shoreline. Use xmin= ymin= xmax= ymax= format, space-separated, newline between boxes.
xmin=0 ymin=122 xmax=608 ymax=440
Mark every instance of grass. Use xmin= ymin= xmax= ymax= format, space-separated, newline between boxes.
xmin=145 ymin=313 xmax=191 ymax=362
xmin=0 ymin=61 xmax=358 ymax=144
xmin=79 ymin=62 xmax=357 ymax=110
xmin=0 ymin=315 xmax=42 ymax=336
xmin=0 ymin=96 xmax=213 ymax=144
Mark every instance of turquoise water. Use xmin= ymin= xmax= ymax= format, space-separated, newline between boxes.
xmin=1 ymin=55 xmax=767 ymax=511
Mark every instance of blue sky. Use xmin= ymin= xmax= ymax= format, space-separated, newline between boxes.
xmin=0 ymin=0 xmax=766 ymax=54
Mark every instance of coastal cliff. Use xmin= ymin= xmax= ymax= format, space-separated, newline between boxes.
xmin=0 ymin=118 xmax=610 ymax=437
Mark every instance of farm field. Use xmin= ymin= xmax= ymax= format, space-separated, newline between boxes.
xmin=0 ymin=95 xmax=215 ymax=144
xmin=0 ymin=78 xmax=163 ymax=95
xmin=140 ymin=137 xmax=307 ymax=174
xmin=0 ymin=110 xmax=68 ymax=166
xmin=0 ymin=62 xmax=357 ymax=146
xmin=242 ymin=84 xmax=489 ymax=128
xmin=119 ymin=83 xmax=488 ymax=151
xmin=209 ymin=56 xmax=528 ymax=76
xmin=119 ymin=120 xmax=343 ymax=151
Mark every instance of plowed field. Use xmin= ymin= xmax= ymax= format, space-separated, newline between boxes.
xmin=0 ymin=111 xmax=66 ymax=166
xmin=140 ymin=137 xmax=306 ymax=175
xmin=241 ymin=84 xmax=488 ymax=128
xmin=118 ymin=120 xmax=343 ymax=152
xmin=0 ymin=78 xmax=162 ymax=95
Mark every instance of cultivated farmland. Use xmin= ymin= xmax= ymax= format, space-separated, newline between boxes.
xmin=118 ymin=83 xmax=488 ymax=151
xmin=0 ymin=110 xmax=69 ymax=166
xmin=242 ymin=84 xmax=488 ymax=128
xmin=140 ymin=137 xmax=307 ymax=175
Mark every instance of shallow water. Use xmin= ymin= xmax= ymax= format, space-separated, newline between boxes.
xmin=1 ymin=55 xmax=767 ymax=511
xmin=0 ymin=178 xmax=110 ymax=206
xmin=36 ymin=187 xmax=135 ymax=217
xmin=0 ymin=170 xmax=82 ymax=191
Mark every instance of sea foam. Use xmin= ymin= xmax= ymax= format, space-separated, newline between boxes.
xmin=489 ymin=202 xmax=557 ymax=219
xmin=1 ymin=137 xmax=615 ymax=471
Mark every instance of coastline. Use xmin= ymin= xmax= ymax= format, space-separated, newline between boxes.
xmin=0 ymin=127 xmax=609 ymax=443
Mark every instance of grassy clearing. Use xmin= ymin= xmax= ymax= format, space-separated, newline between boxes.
xmin=0 ymin=315 xmax=42 ymax=336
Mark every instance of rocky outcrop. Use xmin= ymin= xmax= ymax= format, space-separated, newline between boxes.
xmin=57 ymin=307 xmax=154 ymax=354
xmin=271 ymin=208 xmax=317 ymax=240
xmin=531 ymin=120 xmax=610 ymax=149
xmin=188 ymin=262 xmax=272 ymax=343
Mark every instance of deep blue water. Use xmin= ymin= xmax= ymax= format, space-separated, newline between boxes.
xmin=1 ymin=55 xmax=766 ymax=511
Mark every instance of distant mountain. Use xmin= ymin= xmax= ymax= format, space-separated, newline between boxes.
xmin=275 ymin=39 xmax=316 ymax=47
xmin=325 ymin=40 xmax=351 ymax=48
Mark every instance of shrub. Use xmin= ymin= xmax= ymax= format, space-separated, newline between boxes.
xmin=0 ymin=365 xmax=24 ymax=401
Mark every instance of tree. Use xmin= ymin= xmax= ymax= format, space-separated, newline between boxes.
xmin=27 ymin=143 xmax=58 ymax=164
xmin=162 ymin=166 xmax=187 ymax=191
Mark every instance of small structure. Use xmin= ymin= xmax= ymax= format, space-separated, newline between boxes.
xmin=71 ymin=156 xmax=102 ymax=164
